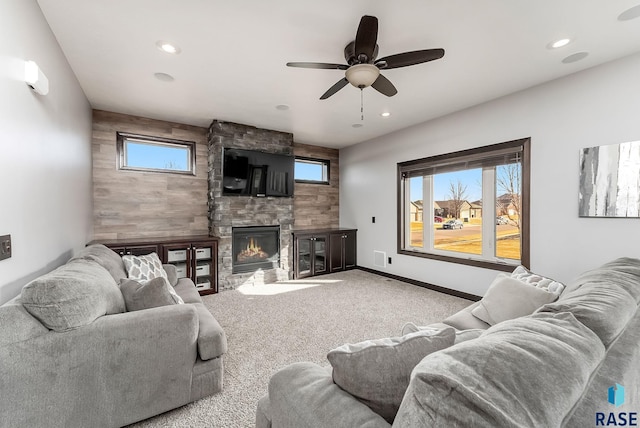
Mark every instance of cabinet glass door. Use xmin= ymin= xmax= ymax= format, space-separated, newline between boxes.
xmin=313 ymin=236 xmax=327 ymax=274
xmin=297 ymin=238 xmax=312 ymax=277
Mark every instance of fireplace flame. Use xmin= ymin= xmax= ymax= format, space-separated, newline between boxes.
xmin=237 ymin=236 xmax=268 ymax=262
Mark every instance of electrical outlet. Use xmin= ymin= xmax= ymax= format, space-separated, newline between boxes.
xmin=372 ymin=216 xmax=376 ymax=223
xmin=388 ymin=257 xmax=392 ymax=265
xmin=0 ymin=234 xmax=11 ymax=261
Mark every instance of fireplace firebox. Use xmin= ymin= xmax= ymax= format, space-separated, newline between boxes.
xmin=232 ymin=226 xmax=280 ymax=274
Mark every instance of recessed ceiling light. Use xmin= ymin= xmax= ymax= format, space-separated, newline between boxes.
xmin=380 ymin=112 xmax=391 ymax=117
xmin=352 ymin=123 xmax=363 ymax=128
xmin=548 ymin=38 xmax=571 ymax=49
xmin=154 ymin=72 xmax=175 ymax=82
xmin=275 ymin=104 xmax=289 ymax=111
xmin=618 ymin=4 xmax=640 ymax=21
xmin=156 ymin=41 xmax=181 ymax=54
xmin=562 ymin=52 xmax=589 ymax=64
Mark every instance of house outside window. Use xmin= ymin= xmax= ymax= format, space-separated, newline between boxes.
xmin=117 ymin=132 xmax=196 ymax=175
xmin=398 ymin=138 xmax=530 ymax=270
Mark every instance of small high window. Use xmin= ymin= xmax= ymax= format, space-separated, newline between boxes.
xmin=295 ymin=157 xmax=330 ymax=184
xmin=117 ymin=132 xmax=196 ymax=175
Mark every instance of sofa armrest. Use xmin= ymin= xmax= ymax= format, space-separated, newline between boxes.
xmin=268 ymin=362 xmax=390 ymax=428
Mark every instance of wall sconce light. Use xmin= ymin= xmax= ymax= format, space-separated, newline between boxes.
xmin=25 ymin=60 xmax=49 ymax=95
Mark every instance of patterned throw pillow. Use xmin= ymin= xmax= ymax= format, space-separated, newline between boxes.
xmin=122 ymin=252 xmax=167 ymax=282
xmin=511 ymin=265 xmax=565 ymax=295
xmin=122 ymin=253 xmax=183 ymax=304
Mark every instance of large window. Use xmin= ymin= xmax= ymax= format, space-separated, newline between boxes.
xmin=117 ymin=132 xmax=196 ymax=175
xmin=398 ymin=138 xmax=530 ymax=270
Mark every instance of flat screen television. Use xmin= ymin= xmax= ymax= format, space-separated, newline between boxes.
xmin=222 ymin=148 xmax=294 ymax=197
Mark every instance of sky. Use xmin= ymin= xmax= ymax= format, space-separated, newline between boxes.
xmin=411 ymin=169 xmax=483 ymax=202
xmin=126 ymin=141 xmax=189 ymax=170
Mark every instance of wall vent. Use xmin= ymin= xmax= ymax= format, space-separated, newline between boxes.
xmin=373 ymin=250 xmax=387 ymax=268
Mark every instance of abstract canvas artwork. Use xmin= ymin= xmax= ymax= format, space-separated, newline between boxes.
xmin=579 ymin=141 xmax=640 ymax=217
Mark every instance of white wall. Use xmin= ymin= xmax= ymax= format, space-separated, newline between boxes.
xmin=0 ymin=0 xmax=93 ymax=304
xmin=340 ymin=53 xmax=640 ymax=297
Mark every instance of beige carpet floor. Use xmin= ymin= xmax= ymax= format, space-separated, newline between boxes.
xmin=130 ymin=269 xmax=471 ymax=428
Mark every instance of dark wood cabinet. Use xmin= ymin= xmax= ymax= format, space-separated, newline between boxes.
xmin=329 ymin=230 xmax=357 ymax=273
xmin=293 ymin=229 xmax=357 ymax=279
xmin=92 ymin=236 xmax=218 ymax=295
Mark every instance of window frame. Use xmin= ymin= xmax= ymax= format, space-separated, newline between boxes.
xmin=116 ymin=132 xmax=196 ymax=176
xmin=397 ymin=138 xmax=530 ymax=271
xmin=294 ymin=156 xmax=330 ymax=185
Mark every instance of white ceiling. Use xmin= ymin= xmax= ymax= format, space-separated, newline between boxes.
xmin=37 ymin=0 xmax=640 ymax=149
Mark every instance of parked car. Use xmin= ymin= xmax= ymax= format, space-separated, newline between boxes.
xmin=434 ymin=216 xmax=443 ymax=223
xmin=496 ymin=216 xmax=509 ymax=225
xmin=442 ymin=219 xmax=463 ymax=229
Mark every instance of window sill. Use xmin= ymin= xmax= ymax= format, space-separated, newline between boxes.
xmin=397 ymin=249 xmax=520 ymax=272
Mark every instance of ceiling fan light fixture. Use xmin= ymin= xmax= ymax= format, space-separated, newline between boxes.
xmin=345 ymin=64 xmax=380 ymax=88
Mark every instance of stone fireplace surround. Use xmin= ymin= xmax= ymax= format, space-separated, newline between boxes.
xmin=207 ymin=120 xmax=294 ymax=290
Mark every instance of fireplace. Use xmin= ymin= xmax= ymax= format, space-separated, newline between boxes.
xmin=232 ymin=226 xmax=280 ymax=274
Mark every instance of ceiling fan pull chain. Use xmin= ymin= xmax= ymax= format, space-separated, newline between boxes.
xmin=361 ymin=88 xmax=364 ymax=121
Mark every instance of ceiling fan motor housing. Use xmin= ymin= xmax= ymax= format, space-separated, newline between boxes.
xmin=344 ymin=41 xmax=379 ymax=65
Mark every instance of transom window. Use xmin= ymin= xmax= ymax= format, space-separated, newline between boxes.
xmin=117 ymin=132 xmax=196 ymax=175
xmin=398 ymin=138 xmax=530 ymax=271
xmin=294 ymin=157 xmax=330 ymax=184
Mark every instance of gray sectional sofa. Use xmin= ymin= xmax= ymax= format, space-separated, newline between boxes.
xmin=0 ymin=244 xmax=227 ymax=428
xmin=256 ymin=257 xmax=640 ymax=427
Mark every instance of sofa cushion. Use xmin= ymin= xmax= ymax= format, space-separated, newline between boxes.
xmin=70 ymin=244 xmax=128 ymax=283
xmin=327 ymin=327 xmax=455 ymax=423
xmin=394 ymin=312 xmax=605 ymax=428
xmin=21 ymin=259 xmax=126 ymax=331
xmin=471 ymin=273 xmax=558 ymax=325
xmin=563 ymin=257 xmax=640 ymax=302
xmin=538 ymin=280 xmax=637 ymax=347
xmin=510 ymin=265 xmax=565 ymax=294
xmin=120 ymin=277 xmax=180 ymax=312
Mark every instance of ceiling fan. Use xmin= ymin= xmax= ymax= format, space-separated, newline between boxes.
xmin=286 ymin=15 xmax=445 ymax=100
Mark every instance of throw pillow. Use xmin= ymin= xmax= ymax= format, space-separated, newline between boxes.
xmin=511 ymin=265 xmax=565 ymax=295
xmin=120 ymin=277 xmax=179 ymax=312
xmin=327 ymin=327 xmax=455 ymax=423
xmin=122 ymin=252 xmax=168 ymax=282
xmin=20 ymin=259 xmax=125 ymax=331
xmin=471 ymin=273 xmax=558 ymax=325
xmin=122 ymin=253 xmax=183 ymax=304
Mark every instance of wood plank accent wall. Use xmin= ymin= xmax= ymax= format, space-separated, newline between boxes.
xmin=293 ymin=143 xmax=339 ymax=229
xmin=92 ymin=110 xmax=209 ymax=240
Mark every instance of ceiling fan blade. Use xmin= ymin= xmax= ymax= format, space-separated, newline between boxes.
xmin=287 ymin=62 xmax=349 ymax=70
xmin=354 ymin=15 xmax=378 ymax=62
xmin=376 ymin=48 xmax=445 ymax=69
xmin=320 ymin=78 xmax=349 ymax=100
xmin=371 ymin=74 xmax=398 ymax=97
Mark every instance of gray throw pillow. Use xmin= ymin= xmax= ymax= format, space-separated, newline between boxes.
xmin=327 ymin=327 xmax=455 ymax=423
xmin=120 ymin=277 xmax=179 ymax=312
xmin=21 ymin=259 xmax=125 ymax=331
xmin=471 ymin=273 xmax=558 ymax=325
xmin=122 ymin=253 xmax=184 ymax=304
